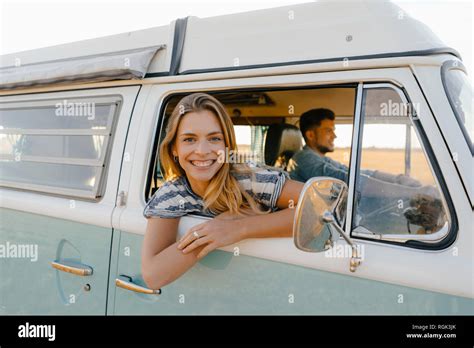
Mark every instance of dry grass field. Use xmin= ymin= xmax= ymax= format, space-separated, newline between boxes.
xmin=328 ymin=148 xmax=434 ymax=185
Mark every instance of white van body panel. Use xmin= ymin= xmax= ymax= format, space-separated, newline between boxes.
xmin=114 ymin=67 xmax=472 ymax=299
xmin=180 ymin=1 xmax=450 ymax=73
xmin=411 ymin=64 xmax=473 ymax=206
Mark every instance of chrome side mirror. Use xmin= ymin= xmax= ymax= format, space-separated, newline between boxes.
xmin=293 ymin=177 xmax=362 ymax=272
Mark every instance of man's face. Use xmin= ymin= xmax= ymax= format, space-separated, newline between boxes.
xmin=306 ymin=119 xmax=336 ymax=154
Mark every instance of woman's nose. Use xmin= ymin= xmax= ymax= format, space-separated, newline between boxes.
xmin=194 ymin=140 xmax=211 ymax=154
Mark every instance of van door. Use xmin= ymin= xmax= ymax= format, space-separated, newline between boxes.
xmin=0 ymin=86 xmax=140 ymax=314
xmin=110 ymin=69 xmax=473 ymax=314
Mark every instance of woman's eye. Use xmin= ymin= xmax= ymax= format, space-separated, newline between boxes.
xmin=210 ymin=137 xmax=223 ymax=142
xmin=183 ymin=138 xmax=195 ymax=143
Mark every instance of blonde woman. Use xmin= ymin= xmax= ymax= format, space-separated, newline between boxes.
xmin=141 ymin=93 xmax=303 ymax=290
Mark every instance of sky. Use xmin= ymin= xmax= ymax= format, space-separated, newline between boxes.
xmin=0 ymin=0 xmax=472 ymax=149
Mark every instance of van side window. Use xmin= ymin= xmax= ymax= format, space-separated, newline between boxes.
xmin=352 ymin=87 xmax=450 ymax=237
xmin=0 ymin=97 xmax=120 ymax=199
xmin=233 ymin=125 xmax=268 ymax=165
xmin=148 ymin=87 xmax=357 ymax=202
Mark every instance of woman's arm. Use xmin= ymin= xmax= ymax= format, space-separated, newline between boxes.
xmin=236 ymin=178 xmax=303 ymax=239
xmin=141 ymin=217 xmax=207 ymax=290
xmin=178 ymin=179 xmax=304 ymax=257
xmin=142 ymin=179 xmax=303 ymax=289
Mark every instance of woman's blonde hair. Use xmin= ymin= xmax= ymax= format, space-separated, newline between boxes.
xmin=160 ymin=93 xmax=268 ymax=216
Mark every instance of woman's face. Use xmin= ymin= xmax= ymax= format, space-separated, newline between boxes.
xmin=173 ymin=109 xmax=226 ymax=190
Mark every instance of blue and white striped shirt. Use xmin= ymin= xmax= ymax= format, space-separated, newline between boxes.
xmin=143 ymin=164 xmax=289 ymax=219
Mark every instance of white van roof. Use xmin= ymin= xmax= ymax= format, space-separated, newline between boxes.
xmin=0 ymin=1 xmax=459 ymax=88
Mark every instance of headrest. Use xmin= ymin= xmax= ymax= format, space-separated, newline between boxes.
xmin=264 ymin=124 xmax=302 ymax=166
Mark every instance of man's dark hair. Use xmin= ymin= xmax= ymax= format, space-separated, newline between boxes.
xmin=299 ymin=108 xmax=335 ymax=141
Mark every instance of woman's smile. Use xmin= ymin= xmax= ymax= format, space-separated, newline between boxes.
xmin=189 ymin=159 xmax=217 ymax=168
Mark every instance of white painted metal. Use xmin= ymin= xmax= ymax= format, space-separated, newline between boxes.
xmin=115 ymin=67 xmax=472 ymax=299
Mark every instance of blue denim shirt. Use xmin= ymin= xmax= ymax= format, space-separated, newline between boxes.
xmin=287 ymin=145 xmax=375 ymax=183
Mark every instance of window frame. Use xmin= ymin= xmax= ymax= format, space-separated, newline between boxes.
xmin=144 ymin=83 xmax=358 ymax=204
xmin=0 ymin=95 xmax=122 ymax=199
xmin=441 ymin=60 xmax=473 ymax=155
xmin=349 ymin=82 xmax=456 ymax=250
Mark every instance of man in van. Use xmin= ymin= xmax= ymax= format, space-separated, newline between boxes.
xmin=287 ymin=108 xmax=419 ymax=187
xmin=287 ymin=108 xmax=445 ymax=234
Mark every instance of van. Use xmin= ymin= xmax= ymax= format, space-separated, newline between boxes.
xmin=0 ymin=1 xmax=472 ymax=315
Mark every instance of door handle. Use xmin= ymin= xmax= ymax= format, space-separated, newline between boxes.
xmin=115 ymin=275 xmax=161 ymax=295
xmin=51 ymin=260 xmax=93 ymax=276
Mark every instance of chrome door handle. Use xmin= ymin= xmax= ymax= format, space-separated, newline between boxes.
xmin=115 ymin=275 xmax=161 ymax=295
xmin=51 ymin=260 xmax=93 ymax=276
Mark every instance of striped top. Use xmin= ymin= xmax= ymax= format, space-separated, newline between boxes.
xmin=143 ymin=163 xmax=289 ymax=219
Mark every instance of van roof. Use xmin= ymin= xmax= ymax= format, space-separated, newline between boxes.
xmin=0 ymin=1 xmax=460 ymax=88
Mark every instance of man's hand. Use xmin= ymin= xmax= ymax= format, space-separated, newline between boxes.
xmin=177 ymin=219 xmax=245 ymax=259
xmin=396 ymin=174 xmax=422 ymax=187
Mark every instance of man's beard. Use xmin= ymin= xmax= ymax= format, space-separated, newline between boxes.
xmin=316 ymin=145 xmax=333 ymax=154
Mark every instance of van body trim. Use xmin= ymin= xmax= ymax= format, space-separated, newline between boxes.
xmin=150 ymin=47 xmax=460 ymax=77
xmin=440 ymin=60 xmax=474 ymax=155
xmin=168 ymin=17 xmax=189 ymax=76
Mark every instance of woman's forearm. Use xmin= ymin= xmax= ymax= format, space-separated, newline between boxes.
xmin=144 ymin=209 xmax=296 ymax=290
xmin=143 ymin=241 xmax=204 ymax=290
xmin=237 ymin=208 xmax=295 ymax=239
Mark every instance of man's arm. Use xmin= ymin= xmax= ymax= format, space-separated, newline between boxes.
xmin=361 ymin=174 xmax=422 ymax=198
xmin=370 ymin=170 xmax=421 ymax=187
xmin=306 ymin=159 xmax=348 ymax=182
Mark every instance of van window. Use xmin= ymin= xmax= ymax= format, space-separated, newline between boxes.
xmin=0 ymin=97 xmax=120 ymax=199
xmin=148 ymin=87 xmax=357 ymax=201
xmin=352 ymin=87 xmax=450 ymax=238
xmin=442 ymin=63 xmax=473 ymax=152
xmin=234 ymin=125 xmax=268 ymax=164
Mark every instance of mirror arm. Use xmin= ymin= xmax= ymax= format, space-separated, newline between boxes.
xmin=329 ymin=220 xmax=353 ymax=246
xmin=323 ymin=211 xmax=362 ymax=272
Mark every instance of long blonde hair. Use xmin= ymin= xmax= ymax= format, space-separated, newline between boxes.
xmin=160 ymin=93 xmax=268 ymax=216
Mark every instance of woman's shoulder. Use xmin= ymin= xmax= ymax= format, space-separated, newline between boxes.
xmin=231 ymin=162 xmax=289 ymax=182
xmin=143 ymin=176 xmax=203 ymax=219
xmin=231 ymin=162 xmax=289 ymax=209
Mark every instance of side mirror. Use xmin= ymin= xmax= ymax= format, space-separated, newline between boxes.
xmin=293 ymin=177 xmax=362 ymax=272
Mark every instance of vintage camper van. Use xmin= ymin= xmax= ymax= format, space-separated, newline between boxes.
xmin=0 ymin=1 xmax=472 ymax=315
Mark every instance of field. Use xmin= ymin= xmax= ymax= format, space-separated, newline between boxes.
xmin=328 ymin=147 xmax=434 ymax=185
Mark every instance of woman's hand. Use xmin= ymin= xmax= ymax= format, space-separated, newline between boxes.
xmin=177 ymin=218 xmax=245 ymax=259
